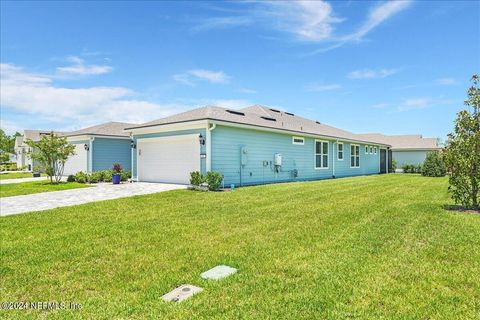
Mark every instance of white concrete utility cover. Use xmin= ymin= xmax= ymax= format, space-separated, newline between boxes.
xmin=161 ymin=284 xmax=203 ymax=303
xmin=201 ymin=265 xmax=237 ymax=280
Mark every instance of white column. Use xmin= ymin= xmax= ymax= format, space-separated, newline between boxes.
xmin=206 ymin=121 xmax=212 ymax=172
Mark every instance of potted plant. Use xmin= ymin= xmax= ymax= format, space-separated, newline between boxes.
xmin=112 ymin=163 xmax=122 ymax=184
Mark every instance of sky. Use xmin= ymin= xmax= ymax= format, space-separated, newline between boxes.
xmin=1 ymin=0 xmax=479 ymax=140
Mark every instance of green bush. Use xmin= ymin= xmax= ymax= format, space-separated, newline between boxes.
xmin=205 ymin=171 xmax=223 ymax=191
xmin=391 ymin=159 xmax=397 ymax=172
xmin=422 ymin=151 xmax=446 ymax=177
xmin=89 ymin=171 xmax=103 ymax=183
xmin=190 ymin=171 xmax=204 ymax=186
xmin=121 ymin=171 xmax=131 ymax=182
xmin=103 ymin=171 xmax=113 ymax=182
xmin=402 ymin=164 xmax=422 ymax=174
xmin=66 ymin=175 xmax=76 ymax=182
xmin=75 ymin=171 xmax=88 ymax=184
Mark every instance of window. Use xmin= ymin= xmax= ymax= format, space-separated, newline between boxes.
xmin=370 ymin=146 xmax=373 ymax=154
xmin=292 ymin=136 xmax=305 ymax=145
xmin=351 ymin=144 xmax=360 ymax=168
xmin=315 ymin=140 xmax=329 ymax=169
xmin=365 ymin=145 xmax=369 ymax=154
xmin=374 ymin=147 xmax=377 ymax=154
xmin=338 ymin=142 xmax=344 ymax=160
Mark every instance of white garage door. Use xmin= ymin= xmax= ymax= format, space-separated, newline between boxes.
xmin=63 ymin=144 xmax=88 ymax=175
xmin=138 ymin=134 xmax=200 ymax=184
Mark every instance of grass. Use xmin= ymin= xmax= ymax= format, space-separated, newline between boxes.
xmin=0 ymin=172 xmax=44 ymax=180
xmin=0 ymin=174 xmax=479 ymax=319
xmin=0 ymin=180 xmax=89 ymax=197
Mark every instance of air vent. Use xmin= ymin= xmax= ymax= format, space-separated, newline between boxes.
xmin=226 ymin=110 xmax=245 ymax=116
xmin=261 ymin=116 xmax=277 ymax=122
xmin=285 ymin=112 xmax=295 ymax=116
xmin=316 ymin=121 xmax=321 ymax=124
xmin=269 ymin=108 xmax=281 ymax=113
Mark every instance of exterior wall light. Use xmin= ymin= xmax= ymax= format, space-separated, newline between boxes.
xmin=130 ymin=141 xmax=136 ymax=149
xmin=84 ymin=143 xmax=89 ymax=151
xmin=199 ymin=134 xmax=205 ymax=145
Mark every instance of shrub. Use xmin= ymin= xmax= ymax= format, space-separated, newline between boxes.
xmin=103 ymin=171 xmax=113 ymax=182
xmin=190 ymin=171 xmax=204 ymax=186
xmin=66 ymin=175 xmax=76 ymax=182
xmin=402 ymin=164 xmax=414 ymax=173
xmin=391 ymin=159 xmax=397 ymax=172
xmin=422 ymin=151 xmax=446 ymax=177
xmin=121 ymin=171 xmax=131 ymax=182
xmin=205 ymin=171 xmax=223 ymax=191
xmin=89 ymin=171 xmax=103 ymax=183
xmin=75 ymin=171 xmax=88 ymax=184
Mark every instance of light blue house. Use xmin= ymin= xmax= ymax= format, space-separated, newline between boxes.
xmin=125 ymin=105 xmax=391 ymax=186
xmin=63 ymin=122 xmax=133 ymax=175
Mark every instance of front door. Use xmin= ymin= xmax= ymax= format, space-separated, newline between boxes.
xmin=380 ymin=149 xmax=387 ymax=174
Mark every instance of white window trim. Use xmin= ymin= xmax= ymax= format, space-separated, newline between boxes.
xmin=292 ymin=136 xmax=305 ymax=145
xmin=337 ymin=142 xmax=344 ymax=161
xmin=314 ymin=139 xmax=329 ymax=170
xmin=365 ymin=145 xmax=369 ymax=154
xmin=351 ymin=144 xmax=360 ymax=168
xmin=369 ymin=146 xmax=373 ymax=154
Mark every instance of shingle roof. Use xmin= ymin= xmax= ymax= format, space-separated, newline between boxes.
xmin=125 ymin=105 xmax=391 ymax=145
xmin=15 ymin=130 xmax=65 ymax=147
xmin=356 ymin=133 xmax=441 ymax=150
xmin=65 ymin=122 xmax=134 ymax=138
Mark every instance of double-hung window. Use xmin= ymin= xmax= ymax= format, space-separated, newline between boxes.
xmin=365 ymin=145 xmax=369 ymax=154
xmin=315 ymin=140 xmax=329 ymax=169
xmin=337 ymin=142 xmax=344 ymax=160
xmin=370 ymin=146 xmax=373 ymax=154
xmin=351 ymin=145 xmax=360 ymax=168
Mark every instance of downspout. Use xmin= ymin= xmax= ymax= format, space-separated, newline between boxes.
xmin=333 ymin=140 xmax=337 ymax=178
xmin=130 ymin=133 xmax=135 ymax=181
xmin=206 ymin=122 xmax=216 ymax=172
xmin=88 ymin=137 xmax=95 ymax=173
xmin=386 ymin=147 xmax=389 ymax=173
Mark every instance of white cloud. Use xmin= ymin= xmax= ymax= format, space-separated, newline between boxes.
xmin=174 ymin=69 xmax=230 ymax=85
xmin=258 ymin=0 xmax=342 ymax=41
xmin=0 ymin=63 xmax=184 ymax=128
xmin=397 ymin=97 xmax=454 ymax=112
xmin=345 ymin=0 xmax=412 ymax=42
xmin=348 ymin=68 xmax=398 ymax=79
xmin=306 ymin=83 xmax=342 ymax=92
xmin=238 ymin=88 xmax=257 ymax=94
xmin=56 ymin=56 xmax=113 ymax=75
xmin=436 ymin=77 xmax=458 ymax=85
xmin=193 ymin=16 xmax=252 ymax=32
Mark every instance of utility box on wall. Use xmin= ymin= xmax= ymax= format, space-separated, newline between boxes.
xmin=274 ymin=153 xmax=282 ymax=167
xmin=240 ymin=146 xmax=248 ymax=167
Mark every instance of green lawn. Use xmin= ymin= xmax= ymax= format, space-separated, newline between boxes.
xmin=0 ymin=172 xmax=44 ymax=180
xmin=0 ymin=175 xmax=479 ymax=319
xmin=0 ymin=180 xmax=89 ymax=197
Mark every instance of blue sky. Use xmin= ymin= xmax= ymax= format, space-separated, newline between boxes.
xmin=1 ymin=1 xmax=479 ymax=140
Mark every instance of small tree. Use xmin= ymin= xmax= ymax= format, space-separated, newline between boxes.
xmin=25 ymin=132 xmax=75 ymax=183
xmin=421 ymin=151 xmax=446 ymax=177
xmin=444 ymin=75 xmax=480 ymax=209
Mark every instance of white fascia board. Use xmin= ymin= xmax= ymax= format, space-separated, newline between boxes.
xmin=67 ymin=135 xmax=91 ymax=143
xmin=125 ymin=120 xmax=208 ymax=136
xmin=136 ymin=133 xmax=199 ymax=143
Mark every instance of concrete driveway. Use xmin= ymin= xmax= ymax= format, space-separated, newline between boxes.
xmin=0 ymin=182 xmax=186 ymax=217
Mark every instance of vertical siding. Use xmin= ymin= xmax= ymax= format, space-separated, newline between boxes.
xmin=211 ymin=125 xmax=381 ymax=186
xmin=92 ymin=138 xmax=131 ymax=172
xmin=132 ymin=129 xmax=206 ymax=178
xmin=393 ymin=150 xmax=428 ymax=167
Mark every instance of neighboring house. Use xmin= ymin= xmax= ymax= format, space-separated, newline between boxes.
xmin=356 ymin=133 xmax=442 ymax=170
xmin=15 ymin=130 xmax=64 ymax=171
xmin=63 ymin=122 xmax=134 ymax=176
xmin=125 ymin=105 xmax=391 ymax=185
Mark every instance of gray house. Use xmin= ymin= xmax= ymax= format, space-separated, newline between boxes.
xmin=356 ymin=133 xmax=442 ymax=170
xmin=15 ymin=130 xmax=64 ymax=171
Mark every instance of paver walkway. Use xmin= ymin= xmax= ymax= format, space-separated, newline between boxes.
xmin=0 ymin=182 xmax=186 ymax=217
xmin=0 ymin=176 xmax=48 ymax=184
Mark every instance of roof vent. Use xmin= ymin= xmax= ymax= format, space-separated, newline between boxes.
xmin=261 ymin=116 xmax=277 ymax=122
xmin=269 ymin=108 xmax=281 ymax=113
xmin=285 ymin=112 xmax=294 ymax=116
xmin=226 ymin=110 xmax=245 ymax=116
xmin=316 ymin=121 xmax=321 ymax=124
